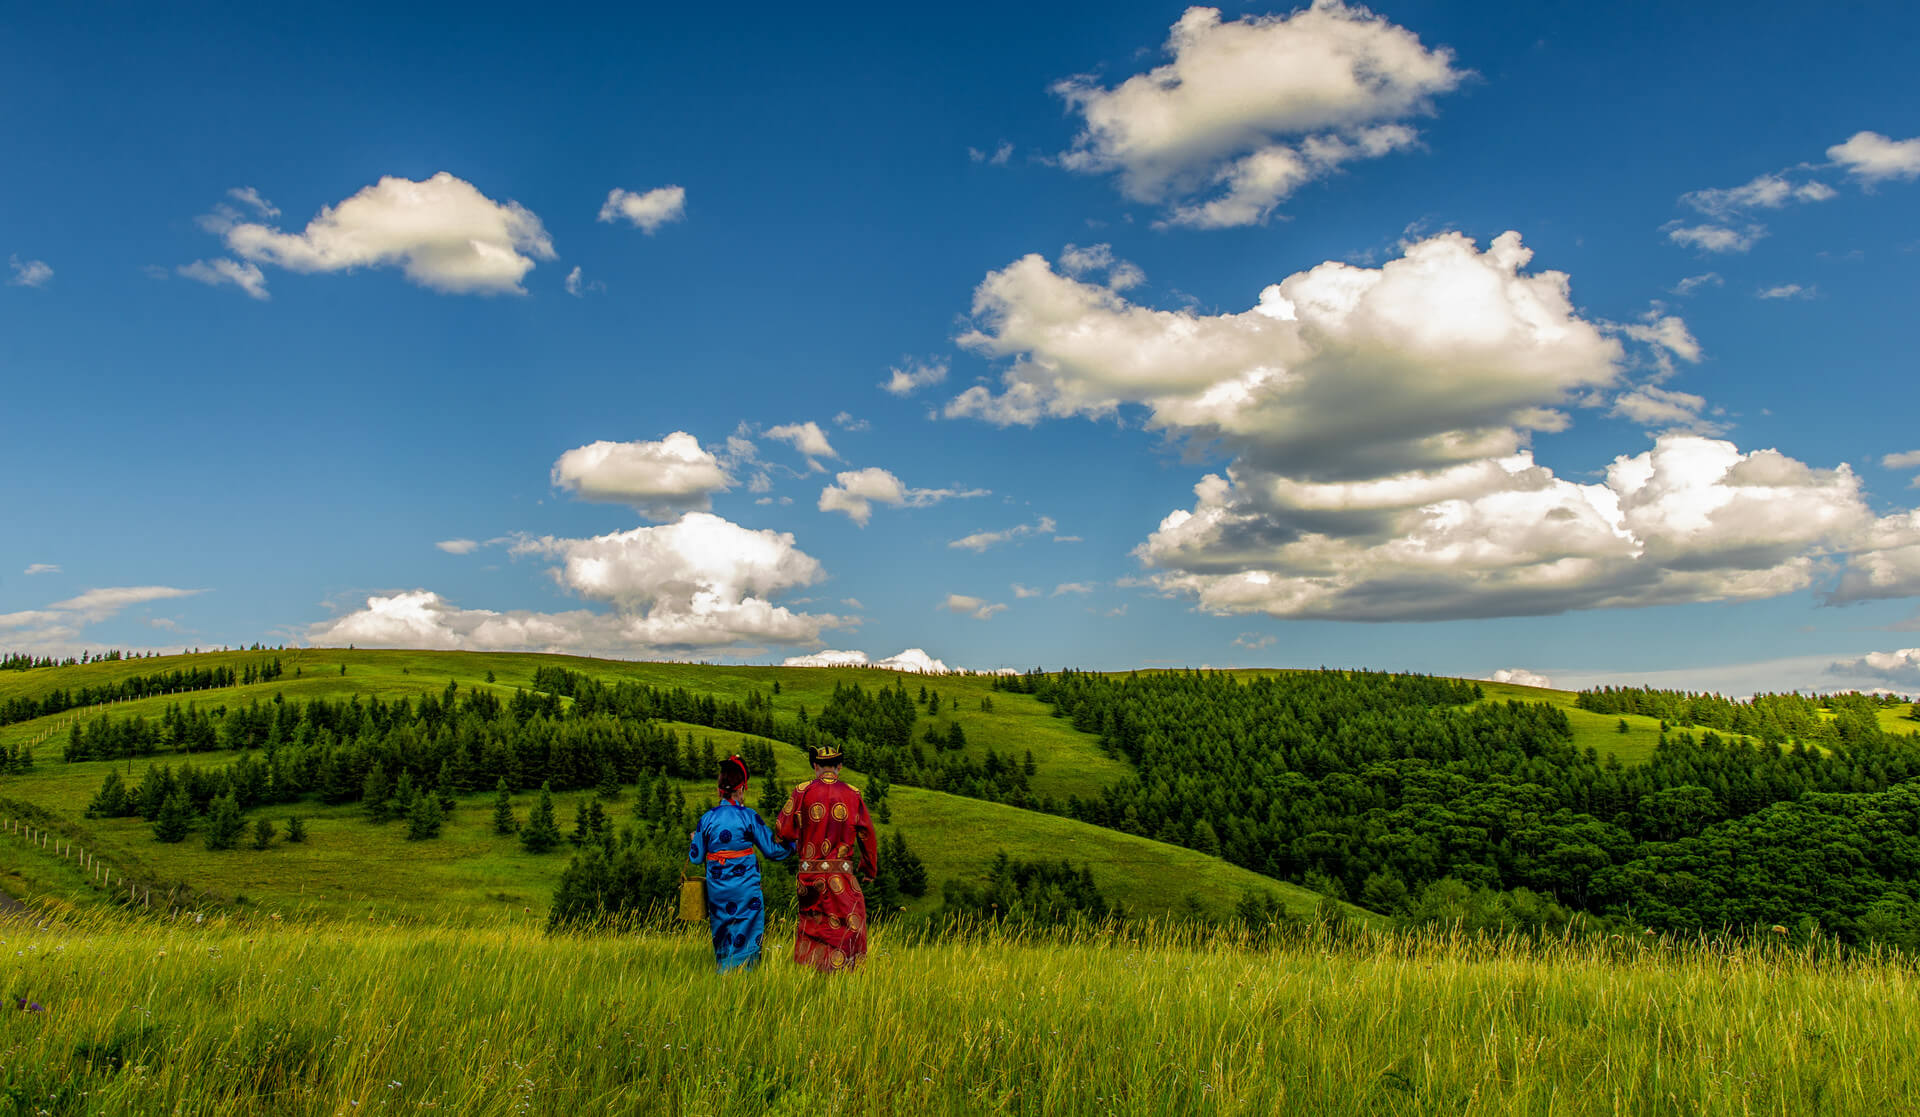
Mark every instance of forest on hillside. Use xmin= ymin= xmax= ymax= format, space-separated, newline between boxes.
xmin=33 ymin=661 xmax=1920 ymax=944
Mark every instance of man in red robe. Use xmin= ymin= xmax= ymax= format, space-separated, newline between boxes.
xmin=775 ymin=743 xmax=879 ymax=972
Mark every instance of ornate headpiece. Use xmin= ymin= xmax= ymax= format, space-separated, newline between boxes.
xmin=808 ymin=743 xmax=845 ymax=765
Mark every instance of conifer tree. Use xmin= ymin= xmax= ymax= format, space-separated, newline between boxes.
xmin=595 ymin=761 xmax=621 ymax=801
xmin=154 ymin=789 xmax=191 ymax=843
xmin=205 ymin=792 xmax=243 ymax=851
xmin=252 ymin=817 xmax=276 ymax=850
xmin=435 ymin=760 xmax=458 ymax=813
xmin=85 ymin=770 xmax=131 ymax=818
xmin=286 ymin=815 xmax=308 ymax=843
xmin=363 ymin=765 xmax=391 ymax=822
xmin=406 ymin=792 xmax=444 ymax=840
xmin=492 ymin=778 xmax=519 ymax=834
xmin=569 ymin=798 xmax=591 ymax=846
xmin=521 ymin=783 xmax=561 ymax=853
xmin=394 ymin=770 xmax=418 ymax=816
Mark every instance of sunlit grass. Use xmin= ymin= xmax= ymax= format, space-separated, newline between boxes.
xmin=3 ymin=909 xmax=1916 ymax=1115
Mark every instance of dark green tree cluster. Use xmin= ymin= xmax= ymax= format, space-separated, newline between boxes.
xmin=1575 ymin=686 xmax=1906 ymax=745
xmin=1027 ymin=668 xmax=1920 ymax=941
xmin=0 ymin=743 xmax=33 ymax=773
xmin=932 ymin=852 xmax=1110 ymax=927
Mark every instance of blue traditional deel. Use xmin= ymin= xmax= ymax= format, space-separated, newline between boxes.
xmin=688 ymin=799 xmax=791 ymax=971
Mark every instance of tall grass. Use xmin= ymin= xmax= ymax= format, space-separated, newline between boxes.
xmin=3 ymin=908 xmax=1916 ymax=1115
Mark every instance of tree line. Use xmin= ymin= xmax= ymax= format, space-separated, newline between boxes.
xmin=1 ymin=658 xmax=284 ymax=730
xmin=1027 ymin=668 xmax=1920 ymax=943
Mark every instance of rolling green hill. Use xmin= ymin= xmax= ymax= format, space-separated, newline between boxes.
xmin=0 ymin=649 xmax=1325 ymax=922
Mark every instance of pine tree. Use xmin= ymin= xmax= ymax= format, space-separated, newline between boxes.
xmin=85 ymin=770 xmax=131 ymax=818
xmin=394 ymin=770 xmax=418 ymax=816
xmin=363 ymin=765 xmax=391 ymax=822
xmin=252 ymin=817 xmax=276 ymax=850
xmin=887 ymin=830 xmax=928 ymax=897
xmin=407 ymin=793 xmax=444 ymax=840
xmin=485 ymin=669 xmax=496 ymax=683
xmin=154 ymin=789 xmax=191 ymax=843
xmin=492 ymin=778 xmax=519 ymax=834
xmin=521 ymin=783 xmax=562 ymax=853
xmin=568 ymin=798 xmax=591 ymax=846
xmin=435 ymin=760 xmax=457 ymax=813
xmin=286 ymin=815 xmax=308 ymax=843
xmin=205 ymin=792 xmax=244 ymax=851
xmin=595 ymin=761 xmax=621 ymax=801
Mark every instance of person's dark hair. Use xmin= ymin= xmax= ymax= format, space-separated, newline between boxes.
xmin=718 ymin=755 xmax=749 ymax=795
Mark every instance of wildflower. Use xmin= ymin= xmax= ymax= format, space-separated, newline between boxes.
xmin=1771 ymin=925 xmax=1788 ymax=935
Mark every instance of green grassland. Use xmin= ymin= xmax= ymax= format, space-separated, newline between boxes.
xmin=0 ymin=650 xmax=1319 ymax=922
xmin=1474 ymin=679 xmax=1669 ymax=762
xmin=5 ymin=911 xmax=1917 ymax=1116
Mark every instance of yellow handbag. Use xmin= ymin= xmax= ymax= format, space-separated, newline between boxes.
xmin=677 ymin=875 xmax=707 ymax=922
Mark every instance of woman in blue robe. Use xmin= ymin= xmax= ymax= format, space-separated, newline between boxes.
xmin=688 ymin=755 xmax=791 ymax=971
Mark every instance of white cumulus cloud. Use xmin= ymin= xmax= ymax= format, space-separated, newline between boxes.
xmin=820 ymin=467 xmax=986 ymax=526
xmin=205 ymin=172 xmax=555 ymax=296
xmin=882 ymin=358 xmax=949 ymax=397
xmin=598 ymin=185 xmax=688 ymax=233
xmin=1055 ymin=2 xmax=1464 ymax=227
xmin=1486 ymin=667 xmax=1554 ymax=689
xmin=550 ymin=432 xmax=732 ymax=519
xmin=949 ymin=516 xmax=1056 ymax=552
xmin=1828 ymin=131 xmax=1920 ymax=184
xmin=0 ymin=585 xmax=205 ymax=654
xmin=178 ymin=258 xmax=270 ymax=299
xmin=764 ymin=422 xmax=838 ymax=465
xmin=782 ymin=647 xmax=958 ymax=674
xmin=1665 ymin=223 xmax=1764 ymax=254
xmin=942 ymin=594 xmax=1008 ymax=620
xmin=7 ymin=255 xmax=52 ymax=288
xmin=315 ymin=513 xmax=844 ymax=657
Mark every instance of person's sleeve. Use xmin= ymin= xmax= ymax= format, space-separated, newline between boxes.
xmin=688 ymin=820 xmax=704 ymax=865
xmin=775 ymin=786 xmax=802 ymax=844
xmin=854 ymin=792 xmax=879 ymax=879
xmin=751 ymin=810 xmax=792 ymax=860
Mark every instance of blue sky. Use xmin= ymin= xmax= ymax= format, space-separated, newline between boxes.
xmin=4 ymin=0 xmax=1919 ymax=694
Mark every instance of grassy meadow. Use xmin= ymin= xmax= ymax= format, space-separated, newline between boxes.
xmin=3 ymin=908 xmax=1917 ymax=1116
xmin=0 ymin=650 xmax=1322 ymax=922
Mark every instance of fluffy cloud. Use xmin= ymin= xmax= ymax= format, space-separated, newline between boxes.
xmin=598 ymin=186 xmax=688 ymax=233
xmin=1882 ymin=450 xmax=1920 ymax=471
xmin=315 ymin=513 xmax=844 ymax=656
xmin=1140 ymin=434 xmax=1873 ymax=620
xmin=1665 ymin=223 xmax=1763 ymax=254
xmin=1486 ymin=667 xmax=1554 ymax=689
xmin=0 ymin=585 xmax=204 ymax=653
xmin=946 ymin=230 xmax=1920 ymax=621
xmin=178 ymin=257 xmax=270 ymax=299
xmin=882 ymin=358 xmax=949 ymax=397
xmin=782 ymin=647 xmax=957 ymax=674
xmin=1055 ymin=2 xmax=1463 ymax=227
xmin=7 ymin=255 xmax=52 ymax=288
xmin=952 ymin=231 xmax=1620 ymax=480
xmin=1828 ymin=131 xmax=1920 ymax=184
xmin=206 ymin=172 xmax=555 ymax=296
xmin=1671 ymin=273 xmax=1723 ymax=296
xmin=820 ymin=467 xmax=986 ymax=526
xmin=1681 ymin=173 xmax=1834 ymax=217
xmin=1011 ymin=583 xmax=1041 ymax=598
xmin=227 ymin=186 xmax=279 ymax=217
xmin=23 ymin=564 xmax=60 ymax=575
xmin=1829 ymin=648 xmax=1920 ymax=688
xmin=1059 ymin=243 xmax=1144 ymax=291
xmin=942 ymin=593 xmax=1007 ymax=620
xmin=764 ymin=422 xmax=838 ymax=464
xmin=435 ymin=539 xmax=480 ymax=555
xmin=948 ymin=516 xmax=1056 ymax=552
xmin=550 ymin=433 xmax=732 ymax=519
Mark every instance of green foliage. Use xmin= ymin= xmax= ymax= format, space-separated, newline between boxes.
xmin=84 ymin=769 xmax=133 ymax=818
xmin=406 ymin=792 xmax=444 ymax=841
xmin=521 ymin=783 xmax=562 ymax=853
xmin=153 ymin=789 xmax=190 ymax=843
xmin=492 ymin=778 xmax=519 ymax=834
xmin=204 ymin=791 xmax=243 ymax=851
xmin=285 ymin=815 xmax=307 ymax=843
xmin=252 ymin=817 xmax=276 ymax=850
xmin=546 ymin=841 xmax=680 ymax=930
xmin=933 ymin=852 xmax=1110 ymax=927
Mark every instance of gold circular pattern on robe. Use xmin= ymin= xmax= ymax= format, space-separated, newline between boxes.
xmin=849 ymin=912 xmax=863 ymax=930
xmin=828 ymin=874 xmax=846 ymax=894
xmin=829 ymin=949 xmax=846 ymax=970
xmin=829 ymin=915 xmax=842 ymax=929
xmin=836 ymin=842 xmax=849 ymax=856
xmin=809 ymin=803 xmax=825 ymax=822
xmin=831 ymin=803 xmax=848 ymax=822
xmin=802 ymin=842 xmax=815 ymax=859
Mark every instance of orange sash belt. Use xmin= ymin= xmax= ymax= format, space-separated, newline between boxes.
xmin=706 ymin=848 xmax=755 ymax=862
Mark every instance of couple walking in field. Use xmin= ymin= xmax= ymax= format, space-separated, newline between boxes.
xmin=686 ymin=743 xmax=878 ymax=973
